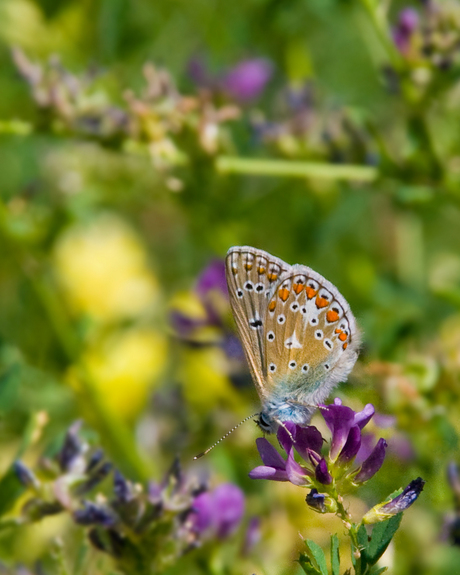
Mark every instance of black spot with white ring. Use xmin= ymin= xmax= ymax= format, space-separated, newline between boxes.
xmin=249 ymin=319 xmax=263 ymax=330
xmin=277 ymin=314 xmax=286 ymax=324
xmin=310 ymin=317 xmax=318 ymax=326
xmin=269 ymin=363 xmax=277 ymax=373
xmin=289 ymin=361 xmax=297 ymax=370
xmin=290 ymin=302 xmax=299 ymax=312
xmin=255 ymin=283 xmax=265 ymax=293
xmin=324 ymin=339 xmax=333 ymax=350
xmin=267 ymin=331 xmax=275 ymax=342
xmin=244 ymin=281 xmax=254 ymax=291
xmin=324 ymin=363 xmax=330 ymax=370
xmin=315 ymin=330 xmax=323 ymax=340
xmin=236 ymin=289 xmax=244 ymax=298
xmin=301 ymin=306 xmax=307 ymax=315
xmin=301 ymin=364 xmax=309 ymax=373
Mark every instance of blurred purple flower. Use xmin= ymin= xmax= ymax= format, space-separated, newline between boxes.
xmin=196 ymin=259 xmax=227 ymax=301
xmin=393 ymin=8 xmax=419 ymax=54
xmin=306 ymin=489 xmax=326 ymax=513
xmin=190 ymin=483 xmax=245 ymax=540
xmin=221 ymin=58 xmax=273 ymax=102
xmin=242 ymin=516 xmax=261 ymax=555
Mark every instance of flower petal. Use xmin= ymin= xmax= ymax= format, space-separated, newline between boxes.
xmin=286 ymin=448 xmax=311 ymax=486
xmin=321 ymin=403 xmax=355 ymax=460
xmin=381 ymin=477 xmax=425 ymax=514
xmin=249 ymin=465 xmax=289 ymax=481
xmin=256 ymin=437 xmax=286 ymax=469
xmin=338 ymin=425 xmax=361 ymax=464
xmin=315 ymin=458 xmax=332 ymax=485
xmin=353 ymin=404 xmax=375 ymax=430
xmin=354 ymin=438 xmax=387 ymax=483
xmin=294 ymin=426 xmax=324 ymax=462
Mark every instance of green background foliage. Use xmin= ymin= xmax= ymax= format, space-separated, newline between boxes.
xmin=1 ymin=0 xmax=460 ymax=573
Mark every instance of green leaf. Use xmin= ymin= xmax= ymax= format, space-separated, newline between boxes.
xmin=365 ymin=514 xmax=403 ymax=565
xmin=304 ymin=540 xmax=328 ymax=575
xmin=330 ymin=534 xmax=340 ymax=575
xmin=298 ymin=553 xmax=322 ymax=575
xmin=0 ymin=466 xmax=25 ymax=517
xmin=369 ymin=567 xmax=388 ymax=575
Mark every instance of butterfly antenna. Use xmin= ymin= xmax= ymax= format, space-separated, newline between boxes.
xmin=194 ymin=413 xmax=259 ymax=460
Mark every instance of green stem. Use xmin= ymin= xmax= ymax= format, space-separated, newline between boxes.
xmin=215 ymin=156 xmax=378 ymax=181
xmin=0 ymin=202 xmax=154 ymax=482
xmin=357 ymin=0 xmax=403 ymax=72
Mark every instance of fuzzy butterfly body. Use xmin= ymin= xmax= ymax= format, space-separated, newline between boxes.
xmin=226 ymin=246 xmax=360 ymax=433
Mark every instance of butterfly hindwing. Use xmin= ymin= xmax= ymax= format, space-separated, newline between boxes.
xmin=264 ymin=265 xmax=359 ymax=404
xmin=226 ymin=247 xmax=289 ymax=400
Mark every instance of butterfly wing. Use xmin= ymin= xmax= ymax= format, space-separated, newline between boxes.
xmin=263 ymin=264 xmax=360 ymax=406
xmin=225 ymin=246 xmax=289 ymax=400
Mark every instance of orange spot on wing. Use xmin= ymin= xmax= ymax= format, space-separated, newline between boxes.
xmin=268 ymin=300 xmax=276 ymax=312
xmin=342 ymin=342 xmax=348 ymax=350
xmin=305 ymin=286 xmax=317 ymax=299
xmin=315 ymin=295 xmax=329 ymax=309
xmin=293 ymin=283 xmax=304 ymax=295
xmin=267 ymin=272 xmax=278 ymax=282
xmin=278 ymin=288 xmax=290 ymax=302
xmin=327 ymin=310 xmax=340 ymax=323
xmin=335 ymin=328 xmax=342 ymax=334
xmin=339 ymin=332 xmax=347 ymax=342
xmin=244 ymin=263 xmax=253 ymax=271
xmin=257 ymin=266 xmax=266 ymax=274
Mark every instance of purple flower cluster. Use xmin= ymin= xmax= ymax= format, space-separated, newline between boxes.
xmin=249 ymin=399 xmax=387 ymax=494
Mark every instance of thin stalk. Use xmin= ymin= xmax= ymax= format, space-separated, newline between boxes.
xmin=216 ymin=156 xmax=378 ymax=181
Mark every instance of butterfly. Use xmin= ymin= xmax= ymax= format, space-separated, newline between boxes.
xmin=226 ymin=246 xmax=360 ymax=434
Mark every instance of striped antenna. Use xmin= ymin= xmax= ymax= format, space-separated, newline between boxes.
xmin=194 ymin=413 xmax=259 ymax=460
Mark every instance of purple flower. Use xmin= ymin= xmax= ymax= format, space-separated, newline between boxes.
xmin=393 ymin=8 xmax=419 ymax=54
xmin=74 ymin=501 xmax=116 ymax=527
xmin=221 ymin=59 xmax=273 ymax=102
xmin=306 ymin=489 xmax=326 ymax=513
xmin=190 ymin=483 xmax=245 ymax=540
xmin=249 ymin=400 xmax=387 ymax=491
xmin=321 ymin=398 xmax=374 ymax=461
xmin=363 ymin=477 xmax=425 ymax=524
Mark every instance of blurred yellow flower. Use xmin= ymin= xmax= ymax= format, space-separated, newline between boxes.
xmin=77 ymin=328 xmax=168 ymax=419
xmin=53 ymin=214 xmax=160 ymax=323
xmin=179 ymin=346 xmax=240 ymax=412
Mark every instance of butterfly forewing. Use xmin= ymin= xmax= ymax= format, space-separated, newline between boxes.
xmin=226 ymin=247 xmax=289 ymax=399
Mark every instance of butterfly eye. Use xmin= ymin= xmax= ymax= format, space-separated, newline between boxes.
xmin=289 ymin=361 xmax=297 ymax=370
xmin=315 ymin=330 xmax=323 ymax=340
